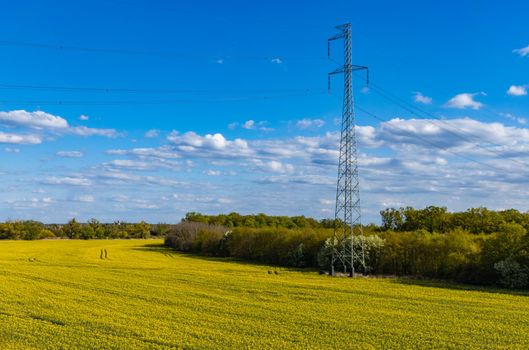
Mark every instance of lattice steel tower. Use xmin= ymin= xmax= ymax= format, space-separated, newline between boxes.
xmin=328 ymin=24 xmax=368 ymax=277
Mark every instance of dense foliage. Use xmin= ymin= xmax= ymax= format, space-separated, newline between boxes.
xmin=167 ymin=207 xmax=529 ymax=289
xmin=183 ymin=212 xmax=340 ymax=229
xmin=380 ymin=206 xmax=529 ymax=233
xmin=0 ymin=219 xmax=168 ymax=240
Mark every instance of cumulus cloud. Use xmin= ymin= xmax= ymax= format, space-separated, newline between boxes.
xmin=253 ymin=160 xmax=294 ymax=174
xmin=0 ymin=132 xmax=41 ymax=144
xmin=413 ymin=91 xmax=432 ymax=104
xmin=57 ymin=151 xmax=84 ymax=158
xmin=507 ymin=85 xmax=528 ymax=96
xmin=0 ymin=110 xmax=68 ymax=129
xmin=167 ymin=131 xmax=252 ymax=158
xmin=360 ymin=117 xmax=529 ymax=159
xmin=445 ymin=93 xmax=485 ymax=110
xmin=0 ymin=109 xmax=120 ymax=146
xmin=79 ymin=115 xmax=89 ymax=121
xmin=513 ymin=45 xmax=529 ymax=57
xmin=271 ymin=58 xmax=283 ymax=64
xmin=296 ymin=118 xmax=325 ymax=129
xmin=10 ymin=115 xmax=529 ymax=223
xmin=231 ymin=120 xmax=272 ymax=131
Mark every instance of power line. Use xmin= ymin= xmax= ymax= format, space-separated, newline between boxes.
xmin=0 ymin=39 xmax=325 ymax=61
xmin=0 ymin=90 xmax=326 ymax=106
xmin=0 ymin=82 xmax=324 ymax=95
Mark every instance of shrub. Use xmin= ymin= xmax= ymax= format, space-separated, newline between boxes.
xmin=165 ymin=222 xmax=227 ymax=255
xmin=494 ymin=257 xmax=529 ymax=289
xmin=317 ymin=235 xmax=385 ymax=273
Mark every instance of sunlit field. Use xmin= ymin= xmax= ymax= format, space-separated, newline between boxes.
xmin=1 ymin=240 xmax=528 ymax=349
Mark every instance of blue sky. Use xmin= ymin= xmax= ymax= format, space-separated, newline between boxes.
xmin=1 ymin=0 xmax=528 ymax=223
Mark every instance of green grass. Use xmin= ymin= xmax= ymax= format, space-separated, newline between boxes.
xmin=1 ymin=240 xmax=528 ymax=349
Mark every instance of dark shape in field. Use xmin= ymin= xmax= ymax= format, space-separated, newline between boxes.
xmin=267 ymin=270 xmax=272 ymax=274
xmin=104 ymin=249 xmax=108 ymax=259
xmin=100 ymin=249 xmax=103 ymax=259
xmin=274 ymin=270 xmax=278 ymax=275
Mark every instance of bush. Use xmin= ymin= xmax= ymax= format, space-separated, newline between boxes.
xmin=165 ymin=222 xmax=227 ymax=255
xmin=317 ymin=235 xmax=385 ymax=273
xmin=226 ymin=227 xmax=331 ymax=267
xmin=494 ymin=257 xmax=529 ymax=289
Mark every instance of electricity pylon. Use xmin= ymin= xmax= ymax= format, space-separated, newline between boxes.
xmin=328 ymin=23 xmax=368 ymax=277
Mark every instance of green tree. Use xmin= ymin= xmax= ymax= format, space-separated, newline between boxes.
xmin=63 ymin=219 xmax=82 ymax=239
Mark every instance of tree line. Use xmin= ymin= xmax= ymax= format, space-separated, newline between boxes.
xmin=166 ymin=207 xmax=529 ymax=289
xmin=379 ymin=206 xmax=529 ymax=234
xmin=182 ymin=212 xmax=346 ymax=229
xmin=0 ymin=219 xmax=169 ymax=240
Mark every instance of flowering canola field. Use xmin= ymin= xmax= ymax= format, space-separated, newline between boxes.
xmin=0 ymin=240 xmax=528 ymax=349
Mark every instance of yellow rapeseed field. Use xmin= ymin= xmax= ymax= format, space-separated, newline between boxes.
xmin=1 ymin=240 xmax=528 ymax=349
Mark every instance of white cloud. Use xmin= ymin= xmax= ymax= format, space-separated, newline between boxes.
xmin=4 ymin=147 xmax=20 ymax=153
xmin=242 ymin=120 xmax=255 ymax=129
xmin=168 ymin=131 xmax=252 ymax=158
xmin=94 ymin=170 xmax=184 ymax=187
xmin=145 ymin=129 xmax=160 ymax=138
xmin=0 ymin=132 xmax=42 ymax=144
xmin=110 ymin=195 xmax=158 ymax=209
xmin=501 ymin=113 xmax=527 ymax=125
xmin=9 ymin=115 xmax=529 ymax=223
xmin=204 ymin=169 xmax=221 ymax=176
xmin=258 ymin=174 xmax=335 ymax=186
xmin=513 ymin=45 xmax=529 ymax=57
xmin=57 ymin=151 xmax=84 ymax=158
xmin=74 ymin=195 xmax=95 ymax=203
xmin=445 ymin=92 xmax=485 ymax=110
xmin=296 ymin=118 xmax=325 ymax=129
xmin=271 ymin=58 xmax=283 ymax=64
xmin=253 ymin=160 xmax=294 ymax=174
xmin=216 ymin=59 xmax=224 ymax=64
xmin=0 ymin=110 xmax=120 ymax=144
xmin=79 ymin=115 xmax=89 ymax=121
xmin=365 ymin=117 xmax=529 ymax=157
xmin=0 ymin=110 xmax=68 ymax=129
xmin=507 ymin=85 xmax=528 ymax=96
xmin=68 ymin=126 xmax=119 ymax=138
xmin=42 ymin=176 xmax=92 ymax=186
xmin=413 ymin=91 xmax=432 ymax=104
xmin=232 ymin=120 xmax=272 ymax=131
xmin=105 ymin=159 xmax=153 ymax=171
xmin=106 ymin=146 xmax=179 ymax=159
